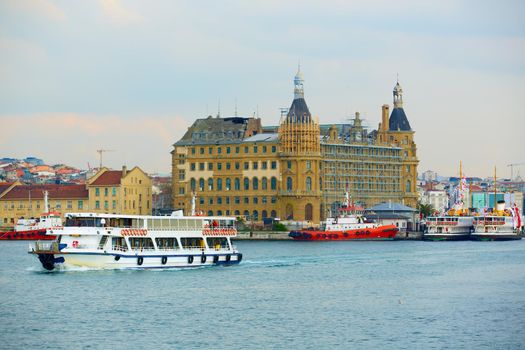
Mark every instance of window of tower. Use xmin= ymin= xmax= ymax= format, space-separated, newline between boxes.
xmin=287 ymin=161 xmax=292 ymax=169
xmin=190 ymin=178 xmax=196 ymax=191
xmin=244 ymin=178 xmax=249 ymax=190
xmin=226 ymin=178 xmax=231 ymax=190
xmin=262 ymin=177 xmax=268 ymax=190
xmin=217 ymin=178 xmax=223 ymax=191
xmin=253 ymin=177 xmax=259 ymax=190
xmin=199 ymin=178 xmax=205 ymax=191
xmin=286 ymin=177 xmax=293 ymax=191
xmin=271 ymin=177 xmax=277 ymax=190
xmin=306 ymin=160 xmax=311 ymax=171
xmin=306 ymin=177 xmax=312 ymax=191
xmin=234 ymin=178 xmax=240 ymax=191
xmin=208 ymin=178 xmax=213 ymax=191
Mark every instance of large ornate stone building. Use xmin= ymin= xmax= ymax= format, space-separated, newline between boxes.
xmin=171 ymin=70 xmax=418 ymax=224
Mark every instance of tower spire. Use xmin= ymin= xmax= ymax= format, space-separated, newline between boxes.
xmin=294 ymin=64 xmax=304 ymax=99
xmin=393 ymin=79 xmax=403 ymax=108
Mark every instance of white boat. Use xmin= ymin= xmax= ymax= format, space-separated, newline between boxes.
xmin=424 ymin=210 xmax=474 ymax=241
xmin=471 ymin=201 xmax=523 ymax=241
xmin=29 ymin=211 xmax=242 ymax=270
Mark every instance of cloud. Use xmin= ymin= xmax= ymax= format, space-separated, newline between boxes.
xmin=98 ymin=0 xmax=142 ymax=24
xmin=0 ymin=113 xmax=189 ymax=174
xmin=5 ymin=0 xmax=67 ymax=21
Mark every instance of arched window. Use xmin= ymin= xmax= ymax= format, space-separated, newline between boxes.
xmin=406 ymin=180 xmax=411 ymax=192
xmin=262 ymin=210 xmax=268 ymax=219
xmin=262 ymin=177 xmax=268 ymax=190
xmin=208 ymin=178 xmax=213 ymax=191
xmin=243 ymin=210 xmax=250 ymax=219
xmin=234 ymin=210 xmax=240 ymax=216
xmin=286 ymin=204 xmax=293 ymax=220
xmin=199 ymin=178 xmax=205 ymax=191
xmin=253 ymin=177 xmax=259 ymax=190
xmin=234 ymin=178 xmax=240 ymax=191
xmin=305 ymin=203 xmax=313 ymax=221
xmin=271 ymin=177 xmax=277 ymax=190
xmin=217 ymin=178 xmax=223 ymax=191
xmin=252 ymin=210 xmax=259 ymax=221
xmin=207 ymin=210 xmax=213 ymax=216
xmin=286 ymin=177 xmax=293 ymax=191
xmin=190 ymin=178 xmax=196 ymax=191
xmin=244 ymin=178 xmax=250 ymax=190
xmin=217 ymin=210 xmax=223 ymax=216
xmin=270 ymin=210 xmax=277 ymax=218
xmin=225 ymin=178 xmax=231 ymax=191
xmin=306 ymin=177 xmax=312 ymax=191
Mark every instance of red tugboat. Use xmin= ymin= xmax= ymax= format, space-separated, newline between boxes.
xmin=289 ymin=193 xmax=398 ymax=241
xmin=0 ymin=191 xmax=59 ymax=241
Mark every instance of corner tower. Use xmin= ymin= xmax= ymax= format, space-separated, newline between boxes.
xmin=278 ymin=67 xmax=321 ymax=223
xmin=385 ymin=80 xmax=418 ymax=208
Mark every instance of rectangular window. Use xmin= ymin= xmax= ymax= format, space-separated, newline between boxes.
xmin=244 ymin=162 xmax=249 ymax=170
xmin=179 ymin=187 xmax=185 ymax=195
xmin=55 ymin=202 xmax=61 ymax=209
xmin=104 ymin=200 xmax=108 ymax=209
xmin=225 ymin=197 xmax=230 ymax=205
xmin=262 ymin=196 xmax=267 ymax=204
xmin=287 ymin=160 xmax=292 ymax=169
xmin=306 ymin=160 xmax=311 ymax=170
xmin=199 ymin=163 xmax=205 ymax=171
xmin=217 ymin=163 xmax=222 ymax=170
xmin=218 ymin=147 xmax=222 ymax=154
xmin=271 ymin=161 xmax=277 ymax=169
xmin=67 ymin=200 xmax=72 ymax=209
xmin=104 ymin=188 xmax=108 ymax=196
xmin=244 ymin=197 xmax=249 ymax=204
xmin=95 ymin=200 xmax=100 ymax=209
xmin=253 ymin=197 xmax=258 ymax=204
xmin=112 ymin=200 xmax=116 ymax=209
xmin=217 ymin=197 xmax=222 ymax=205
xmin=261 ymin=161 xmax=267 ymax=169
xmin=254 ymin=146 xmax=258 ymax=153
xmin=253 ymin=162 xmax=258 ymax=170
xmin=226 ymin=162 xmax=231 ymax=170
xmin=226 ymin=147 xmax=231 ymax=154
xmin=235 ymin=146 xmax=240 ymax=153
xmin=191 ymin=163 xmax=196 ymax=171
xmin=78 ymin=201 xmax=83 ymax=210
xmin=209 ymin=147 xmax=213 ymax=154
xmin=271 ymin=197 xmax=277 ymax=204
xmin=200 ymin=148 xmax=204 ymax=154
xmin=272 ymin=146 xmax=276 ymax=152
xmin=263 ymin=145 xmax=267 ymax=153
xmin=235 ymin=162 xmax=240 ymax=170
xmin=199 ymin=198 xmax=204 ymax=205
xmin=208 ymin=198 xmax=213 ymax=205
xmin=95 ymin=188 xmax=100 ymax=196
xmin=112 ymin=187 xmax=117 ymax=196
xmin=191 ymin=148 xmax=196 ymax=154
xmin=244 ymin=146 xmax=249 ymax=153
xmin=208 ymin=163 xmax=213 ymax=170
xmin=235 ymin=196 xmax=240 ymax=204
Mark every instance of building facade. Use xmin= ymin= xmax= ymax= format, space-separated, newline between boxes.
xmin=0 ymin=166 xmax=152 ymax=226
xmin=172 ymin=70 xmax=419 ymax=224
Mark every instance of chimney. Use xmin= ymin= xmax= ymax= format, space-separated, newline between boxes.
xmin=122 ymin=165 xmax=127 ymax=177
xmin=381 ymin=104 xmax=390 ymax=132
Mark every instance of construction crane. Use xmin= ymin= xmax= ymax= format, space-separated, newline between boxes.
xmin=507 ymin=162 xmax=525 ymax=180
xmin=96 ymin=149 xmax=114 ymax=169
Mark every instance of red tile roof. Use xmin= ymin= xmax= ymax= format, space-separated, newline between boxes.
xmin=90 ymin=170 xmax=122 ymax=186
xmin=0 ymin=182 xmax=14 ymax=195
xmin=1 ymin=184 xmax=88 ymax=200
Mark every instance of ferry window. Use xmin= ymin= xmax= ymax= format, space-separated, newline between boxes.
xmin=207 ymin=237 xmax=229 ymax=250
xmin=129 ymin=237 xmax=154 ymax=251
xmin=180 ymin=237 xmax=205 ymax=249
xmin=98 ymin=235 xmax=109 ymax=250
xmin=155 ymin=238 xmax=178 ymax=250
xmin=112 ymin=237 xmax=128 ymax=251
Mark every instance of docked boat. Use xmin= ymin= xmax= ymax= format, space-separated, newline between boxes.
xmin=29 ymin=211 xmax=242 ymax=270
xmin=289 ymin=193 xmax=398 ymax=241
xmin=0 ymin=191 xmax=59 ymax=241
xmin=471 ymin=201 xmax=523 ymax=241
xmin=423 ymin=209 xmax=474 ymax=241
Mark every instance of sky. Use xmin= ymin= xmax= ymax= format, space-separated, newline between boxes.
xmin=0 ymin=0 xmax=524 ymax=178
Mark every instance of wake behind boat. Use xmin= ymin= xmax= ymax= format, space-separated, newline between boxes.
xmin=29 ymin=211 xmax=242 ymax=270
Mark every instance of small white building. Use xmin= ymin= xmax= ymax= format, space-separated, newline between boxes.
xmin=420 ymin=190 xmax=449 ymax=213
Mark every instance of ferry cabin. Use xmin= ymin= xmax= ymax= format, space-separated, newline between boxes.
xmin=425 ymin=216 xmax=474 ymax=234
xmin=35 ymin=212 xmax=241 ymax=269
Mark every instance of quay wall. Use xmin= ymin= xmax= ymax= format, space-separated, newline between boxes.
xmin=233 ymin=231 xmax=423 ymax=241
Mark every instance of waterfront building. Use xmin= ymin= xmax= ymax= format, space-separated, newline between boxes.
xmin=420 ymin=190 xmax=449 ymax=214
xmin=171 ymin=69 xmax=419 ymax=224
xmin=0 ymin=166 xmax=152 ymax=226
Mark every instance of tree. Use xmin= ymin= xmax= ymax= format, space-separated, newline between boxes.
xmin=417 ymin=201 xmax=434 ymax=218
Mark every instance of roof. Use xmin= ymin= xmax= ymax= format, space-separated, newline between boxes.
xmin=365 ymin=213 xmax=411 ymax=220
xmin=389 ymin=108 xmax=411 ymax=131
xmin=243 ymin=133 xmax=279 ymax=143
xmin=366 ymin=202 xmax=417 ymax=212
xmin=90 ymin=170 xmax=123 ymax=186
xmin=0 ymin=182 xmax=14 ymax=195
xmin=1 ymin=184 xmax=88 ymax=200
xmin=286 ymin=98 xmax=312 ymax=123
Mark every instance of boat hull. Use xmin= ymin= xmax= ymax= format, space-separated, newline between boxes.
xmin=470 ymin=232 xmax=522 ymax=241
xmin=289 ymin=225 xmax=398 ymax=241
xmin=423 ymin=232 xmax=471 ymax=241
xmin=0 ymin=229 xmax=56 ymax=241
xmin=32 ymin=251 xmax=242 ymax=270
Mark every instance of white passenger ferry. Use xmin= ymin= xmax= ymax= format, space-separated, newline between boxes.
xmin=29 ymin=211 xmax=242 ymax=271
xmin=471 ymin=201 xmax=523 ymax=241
xmin=424 ymin=209 xmax=474 ymax=241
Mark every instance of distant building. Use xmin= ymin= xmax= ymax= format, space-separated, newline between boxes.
xmin=0 ymin=166 xmax=152 ymax=226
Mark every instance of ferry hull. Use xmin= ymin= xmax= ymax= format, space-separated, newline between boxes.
xmin=33 ymin=251 xmax=242 ymax=271
xmin=470 ymin=232 xmax=522 ymax=241
xmin=423 ymin=233 xmax=471 ymax=241
xmin=0 ymin=229 xmax=56 ymax=241
xmin=289 ymin=225 xmax=398 ymax=241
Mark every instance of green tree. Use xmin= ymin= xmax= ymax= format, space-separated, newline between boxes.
xmin=417 ymin=202 xmax=434 ymax=218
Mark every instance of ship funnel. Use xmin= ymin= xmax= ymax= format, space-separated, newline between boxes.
xmin=496 ymin=200 xmax=505 ymax=211
xmin=44 ymin=190 xmax=49 ymax=213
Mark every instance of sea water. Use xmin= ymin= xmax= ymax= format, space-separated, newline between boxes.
xmin=1 ymin=240 xmax=525 ymax=349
